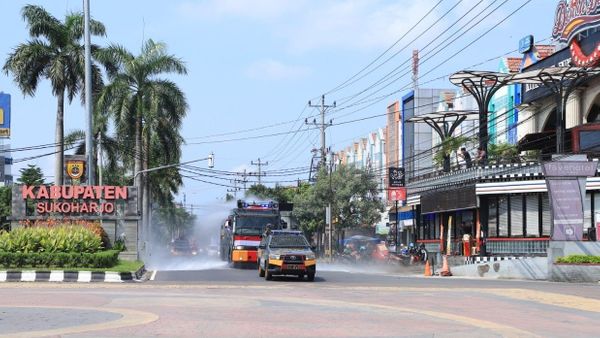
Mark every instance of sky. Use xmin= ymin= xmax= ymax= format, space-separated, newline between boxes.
xmin=0 ymin=0 xmax=559 ymax=209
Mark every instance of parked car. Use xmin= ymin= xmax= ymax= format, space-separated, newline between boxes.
xmin=258 ymin=230 xmax=316 ymax=281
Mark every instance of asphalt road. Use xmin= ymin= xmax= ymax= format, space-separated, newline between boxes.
xmin=0 ymin=261 xmax=598 ymax=337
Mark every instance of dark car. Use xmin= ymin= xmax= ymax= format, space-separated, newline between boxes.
xmin=258 ymin=230 xmax=316 ymax=281
xmin=170 ymin=238 xmax=198 ymax=256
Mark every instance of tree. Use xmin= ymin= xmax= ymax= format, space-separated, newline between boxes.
xmin=4 ymin=5 xmax=106 ymax=185
xmin=245 ymin=184 xmax=297 ymax=203
xmin=293 ymin=165 xmax=384 ymax=244
xmin=488 ymin=142 xmax=519 ymax=164
xmin=17 ymin=164 xmax=45 ymax=186
xmin=0 ymin=187 xmax=11 ymax=230
xmin=96 ymin=39 xmax=188 ymax=231
xmin=153 ymin=205 xmax=196 ymax=242
xmin=434 ymin=135 xmax=472 ymax=172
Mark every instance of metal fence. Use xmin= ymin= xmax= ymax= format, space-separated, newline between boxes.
xmin=486 ymin=239 xmax=549 ymax=255
xmin=407 ymin=162 xmax=543 ymax=194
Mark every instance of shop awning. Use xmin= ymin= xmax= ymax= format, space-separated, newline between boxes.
xmin=421 ymin=185 xmax=477 ymax=214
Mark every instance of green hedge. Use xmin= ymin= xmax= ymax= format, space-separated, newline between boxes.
xmin=556 ymin=255 xmax=600 ymax=264
xmin=0 ymin=225 xmax=102 ymax=253
xmin=0 ymin=250 xmax=119 ymax=268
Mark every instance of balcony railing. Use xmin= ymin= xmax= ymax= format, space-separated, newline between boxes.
xmin=407 ymin=162 xmax=543 ymax=194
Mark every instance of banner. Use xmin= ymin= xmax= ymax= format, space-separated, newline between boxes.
xmin=0 ymin=93 xmax=10 ymax=138
xmin=546 ymin=179 xmax=584 ymax=240
xmin=388 ymin=187 xmax=406 ymax=202
xmin=543 ymin=159 xmax=598 ymax=241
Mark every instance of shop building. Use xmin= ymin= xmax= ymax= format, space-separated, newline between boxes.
xmin=408 ymin=4 xmax=600 ymax=257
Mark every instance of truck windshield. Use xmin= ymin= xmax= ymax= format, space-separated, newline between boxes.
xmin=234 ymin=216 xmax=278 ymax=235
xmin=269 ymin=235 xmax=310 ymax=248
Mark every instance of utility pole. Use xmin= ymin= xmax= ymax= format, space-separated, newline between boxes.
xmin=250 ymin=158 xmax=269 ymax=185
xmin=227 ymin=179 xmax=240 ymax=198
xmin=307 ymin=95 xmax=336 ymax=169
xmin=83 ymin=0 xmax=94 ymax=185
xmin=307 ymin=95 xmax=335 ymax=256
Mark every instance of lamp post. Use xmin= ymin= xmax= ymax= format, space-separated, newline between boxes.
xmin=136 ymin=153 xmax=214 ymax=259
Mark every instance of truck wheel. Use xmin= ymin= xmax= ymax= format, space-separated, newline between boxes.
xmin=306 ymin=272 xmax=315 ymax=282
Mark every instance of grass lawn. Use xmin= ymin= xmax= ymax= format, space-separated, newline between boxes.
xmin=1 ymin=260 xmax=145 ymax=273
xmin=67 ymin=260 xmax=145 ymax=273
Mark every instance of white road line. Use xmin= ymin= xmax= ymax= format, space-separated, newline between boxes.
xmin=150 ymin=270 xmax=157 ymax=281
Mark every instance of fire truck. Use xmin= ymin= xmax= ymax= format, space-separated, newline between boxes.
xmin=220 ymin=200 xmax=282 ymax=266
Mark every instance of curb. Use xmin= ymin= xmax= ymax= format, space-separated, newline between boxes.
xmin=0 ymin=266 xmax=146 ymax=283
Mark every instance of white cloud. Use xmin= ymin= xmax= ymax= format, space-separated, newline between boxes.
xmin=176 ymin=1 xmax=499 ymax=53
xmin=177 ymin=0 xmax=306 ymax=21
xmin=245 ymin=59 xmax=311 ymax=81
xmin=284 ymin=1 xmax=439 ymax=52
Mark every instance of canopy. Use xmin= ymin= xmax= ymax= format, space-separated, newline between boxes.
xmin=405 ymin=110 xmax=479 ymax=123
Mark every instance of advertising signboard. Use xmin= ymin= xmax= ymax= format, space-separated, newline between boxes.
xmin=388 ymin=167 xmax=405 ymax=187
xmin=388 ymin=187 xmax=406 ymax=202
xmin=552 ymin=0 xmax=600 ymax=44
xmin=0 ymin=93 xmax=11 ymax=138
xmin=543 ymin=159 xmax=598 ymax=241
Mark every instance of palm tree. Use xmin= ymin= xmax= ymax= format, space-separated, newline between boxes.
xmin=3 ymin=5 xmax=106 ymax=185
xmin=96 ymin=39 xmax=187 ymax=233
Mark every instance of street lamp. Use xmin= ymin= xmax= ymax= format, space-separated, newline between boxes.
xmin=134 ymin=152 xmax=214 ymax=180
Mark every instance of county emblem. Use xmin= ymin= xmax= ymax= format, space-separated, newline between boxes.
xmin=66 ymin=160 xmax=85 ymax=180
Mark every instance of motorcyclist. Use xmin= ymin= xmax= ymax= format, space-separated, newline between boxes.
xmin=343 ymin=242 xmax=361 ymax=262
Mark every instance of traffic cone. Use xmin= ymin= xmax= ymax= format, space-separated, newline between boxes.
xmin=440 ymin=255 xmax=452 ymax=277
xmin=424 ymin=259 xmax=432 ymax=277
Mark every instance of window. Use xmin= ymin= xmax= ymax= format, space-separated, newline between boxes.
xmin=499 ymin=197 xmax=509 ymax=237
xmin=511 ymin=196 xmax=523 ymax=237
xmin=542 ymin=195 xmax=551 ymax=236
xmin=595 ymin=193 xmax=600 ymax=229
xmin=488 ymin=197 xmax=498 ymax=237
xmin=526 ymin=194 xmax=539 ymax=237
xmin=584 ymin=193 xmax=592 ymax=231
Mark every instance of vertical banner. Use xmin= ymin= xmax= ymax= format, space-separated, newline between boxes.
xmin=543 ymin=159 xmax=598 ymax=241
xmin=0 ymin=93 xmax=11 ymax=138
xmin=545 ymin=179 xmax=584 ymax=240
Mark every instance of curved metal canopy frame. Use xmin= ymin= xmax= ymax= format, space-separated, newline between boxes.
xmin=406 ymin=110 xmax=478 ymax=141
xmin=449 ymin=70 xmax=511 ymax=157
xmin=505 ymin=66 xmax=600 ymax=153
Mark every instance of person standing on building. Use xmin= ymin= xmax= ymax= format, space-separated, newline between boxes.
xmin=476 ymin=146 xmax=487 ymax=166
xmin=458 ymin=147 xmax=472 ymax=169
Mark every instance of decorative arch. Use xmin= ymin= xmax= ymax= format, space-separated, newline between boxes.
xmin=581 ymin=76 xmax=600 ymax=122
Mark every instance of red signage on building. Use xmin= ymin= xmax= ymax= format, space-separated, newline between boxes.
xmin=553 ymin=0 xmax=600 ymax=43
xmin=388 ymin=187 xmax=406 ymax=202
xmin=21 ymin=185 xmax=128 ymax=215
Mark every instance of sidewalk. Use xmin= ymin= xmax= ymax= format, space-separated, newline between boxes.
xmin=0 ymin=266 xmax=146 ymax=283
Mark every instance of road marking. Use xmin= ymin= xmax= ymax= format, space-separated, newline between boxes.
xmin=150 ymin=270 xmax=157 ymax=281
xmin=256 ymin=296 xmax=540 ymax=338
xmin=486 ymin=288 xmax=600 ymax=313
xmin=0 ymin=306 xmax=158 ymax=338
